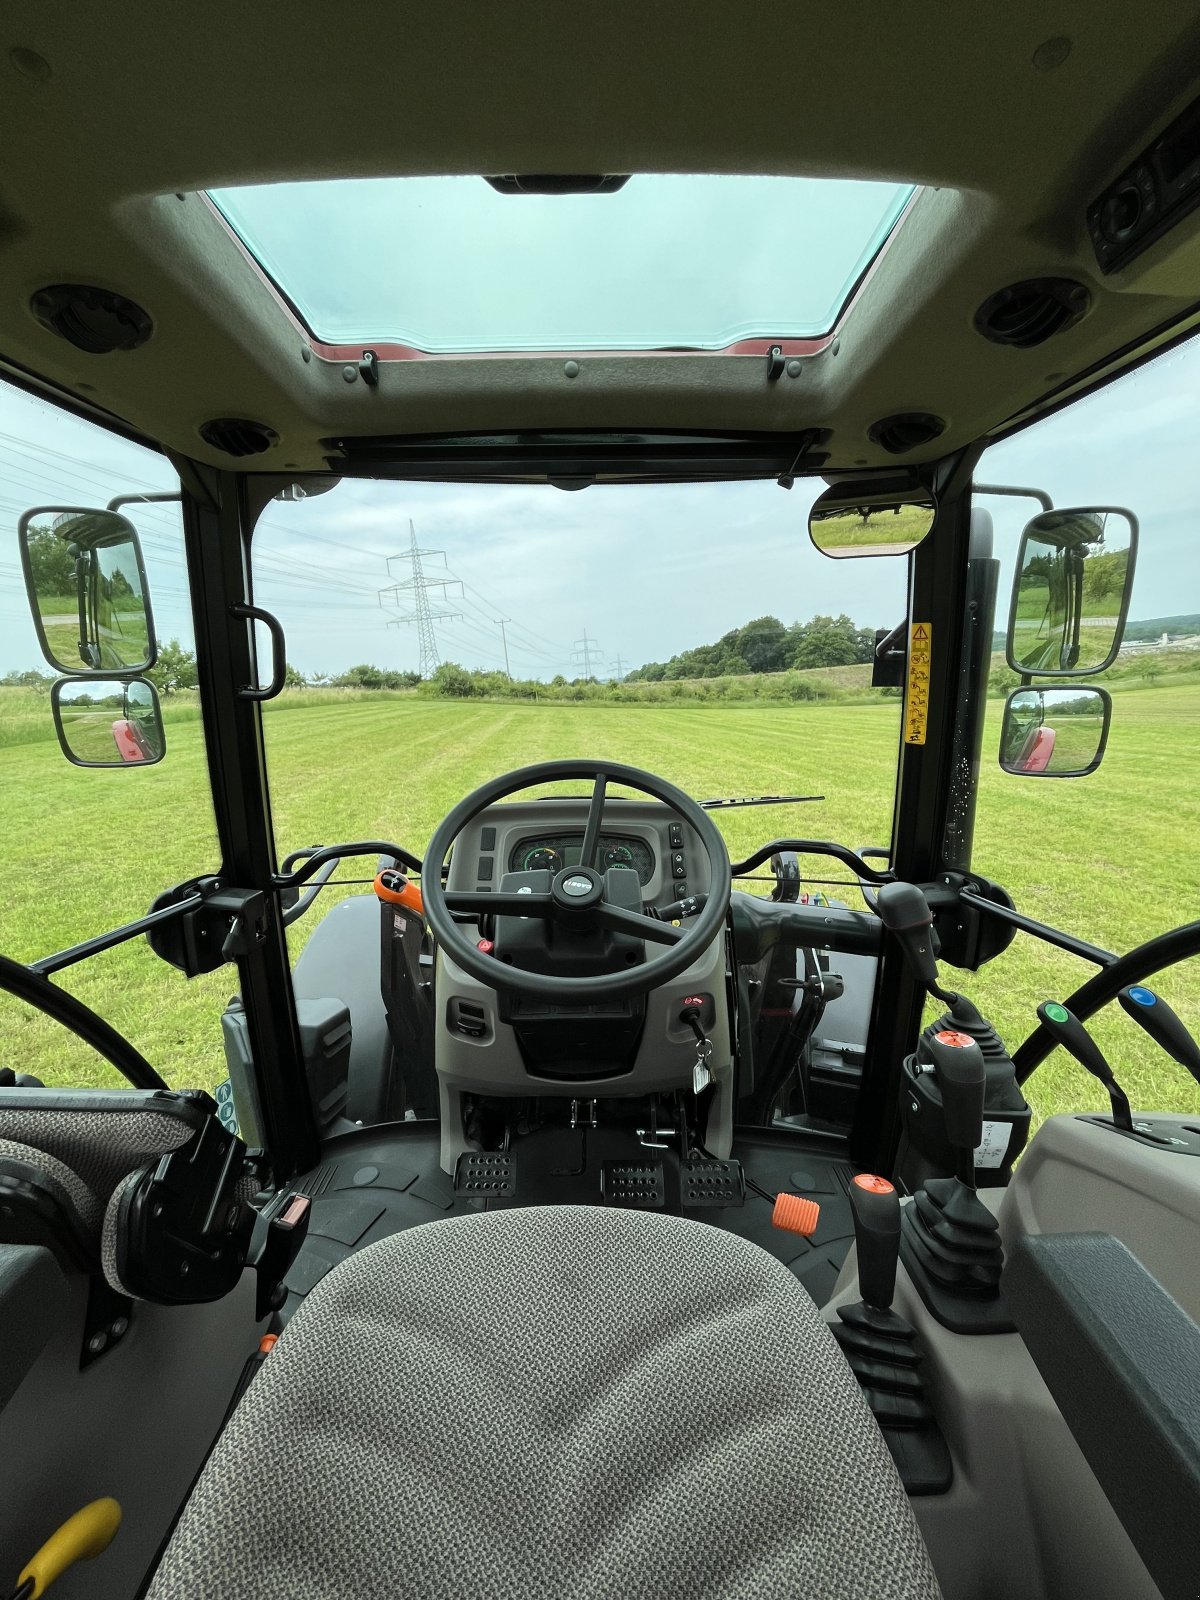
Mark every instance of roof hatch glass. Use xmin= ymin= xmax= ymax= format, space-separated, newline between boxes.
xmin=207 ymin=175 xmax=915 ymax=353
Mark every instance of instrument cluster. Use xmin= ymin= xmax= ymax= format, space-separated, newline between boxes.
xmin=507 ymin=832 xmax=655 ymax=885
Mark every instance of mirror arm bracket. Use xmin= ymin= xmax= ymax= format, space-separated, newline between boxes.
xmin=147 ymin=880 xmax=271 ymax=977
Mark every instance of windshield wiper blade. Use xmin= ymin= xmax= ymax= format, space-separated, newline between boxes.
xmin=698 ymin=794 xmax=824 ymax=811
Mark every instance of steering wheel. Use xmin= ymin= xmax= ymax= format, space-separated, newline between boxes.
xmin=421 ymin=760 xmax=732 ymax=1000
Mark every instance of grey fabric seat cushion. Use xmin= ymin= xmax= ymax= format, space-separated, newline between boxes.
xmin=150 ymin=1206 xmax=942 ymax=1600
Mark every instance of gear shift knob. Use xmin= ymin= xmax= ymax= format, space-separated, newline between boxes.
xmin=925 ymin=1028 xmax=986 ymax=1169
xmin=849 ymin=1173 xmax=901 ymax=1311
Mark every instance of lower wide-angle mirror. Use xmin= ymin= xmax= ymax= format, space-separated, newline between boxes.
xmin=1006 ymin=507 xmax=1138 ymax=676
xmin=52 ymin=677 xmax=166 ymax=767
xmin=18 ymin=506 xmax=156 ymax=675
xmin=809 ymin=481 xmax=936 ymax=559
xmin=999 ymin=685 xmax=1111 ymax=777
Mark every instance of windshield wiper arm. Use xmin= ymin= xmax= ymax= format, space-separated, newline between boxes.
xmin=699 ymin=794 xmax=824 ymax=811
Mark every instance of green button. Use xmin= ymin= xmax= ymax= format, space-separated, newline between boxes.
xmin=1045 ymin=1002 xmax=1070 ymax=1023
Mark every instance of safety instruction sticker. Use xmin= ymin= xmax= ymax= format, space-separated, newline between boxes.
xmin=974 ymin=1120 xmax=1011 ymax=1170
xmin=905 ymin=622 xmax=932 ymax=744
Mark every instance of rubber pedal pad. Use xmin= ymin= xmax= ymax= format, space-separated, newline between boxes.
xmin=680 ymin=1157 xmax=746 ymax=1208
xmin=601 ymin=1161 xmax=666 ymax=1209
xmin=453 ymin=1152 xmax=517 ymax=1198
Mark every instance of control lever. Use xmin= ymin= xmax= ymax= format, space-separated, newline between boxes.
xmin=249 ymin=1192 xmax=311 ymax=1320
xmin=848 ymin=1173 xmax=901 ymax=1312
xmin=656 ymin=892 xmax=707 ymax=921
xmin=1119 ymin=985 xmax=1200 ymax=1087
xmin=1037 ymin=1001 xmax=1133 ymax=1131
xmin=924 ymin=1029 xmax=986 ymax=1186
xmin=875 ymin=881 xmax=956 ymax=1006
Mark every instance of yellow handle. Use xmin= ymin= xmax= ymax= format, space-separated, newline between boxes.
xmin=18 ymin=1499 xmax=122 ymax=1598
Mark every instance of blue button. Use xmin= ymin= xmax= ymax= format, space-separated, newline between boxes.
xmin=1128 ymin=986 xmax=1156 ymax=1007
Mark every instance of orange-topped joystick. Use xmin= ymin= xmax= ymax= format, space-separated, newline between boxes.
xmin=848 ymin=1172 xmax=902 ymax=1310
xmin=374 ymin=869 xmax=424 ymax=916
xmin=852 ymin=1172 xmax=895 ymax=1196
xmin=771 ymin=1193 xmax=821 ymax=1236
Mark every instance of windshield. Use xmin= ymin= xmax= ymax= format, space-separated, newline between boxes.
xmin=208 ymin=175 xmax=915 ymax=350
xmin=252 ymin=476 xmax=907 ymax=904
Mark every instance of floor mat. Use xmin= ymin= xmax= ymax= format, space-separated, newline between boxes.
xmin=280 ymin=1121 xmax=856 ymax=1322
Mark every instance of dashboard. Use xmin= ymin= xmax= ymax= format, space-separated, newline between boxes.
xmin=508 ymin=832 xmax=655 ymax=885
xmin=446 ymin=797 xmax=706 ymax=909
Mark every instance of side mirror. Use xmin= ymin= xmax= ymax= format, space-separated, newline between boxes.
xmin=809 ymin=480 xmax=936 ymax=559
xmin=1006 ymin=507 xmax=1137 ymax=676
xmin=52 ymin=677 xmax=166 ymax=767
xmin=999 ymin=685 xmax=1111 ymax=777
xmin=18 ymin=506 xmax=156 ymax=675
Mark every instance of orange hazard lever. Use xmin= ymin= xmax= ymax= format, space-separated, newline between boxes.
xmin=374 ymin=868 xmax=424 ymax=916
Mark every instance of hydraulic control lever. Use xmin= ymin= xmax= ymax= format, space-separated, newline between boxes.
xmin=875 ymin=882 xmax=950 ymax=999
xmin=1037 ymin=1001 xmax=1133 ymax=1131
xmin=925 ymin=1029 xmax=986 ymax=1187
xmin=1119 ymin=985 xmax=1200 ymax=1087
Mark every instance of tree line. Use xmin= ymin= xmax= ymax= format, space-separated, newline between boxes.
xmin=624 ymin=613 xmax=876 ymax=681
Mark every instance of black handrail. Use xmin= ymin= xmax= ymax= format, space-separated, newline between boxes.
xmin=957 ymin=889 xmax=1116 ymax=970
xmin=275 ymin=840 xmax=423 ymax=889
xmin=728 ymin=839 xmax=894 ymax=883
xmin=30 ymin=894 xmax=205 ymax=977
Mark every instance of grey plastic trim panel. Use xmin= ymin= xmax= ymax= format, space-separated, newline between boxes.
xmin=1007 ymin=1231 xmax=1200 ymax=1600
xmin=0 ymin=1244 xmax=70 ymax=1411
xmin=292 ymin=894 xmax=393 ymax=1124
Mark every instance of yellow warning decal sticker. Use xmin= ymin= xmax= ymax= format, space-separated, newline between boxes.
xmin=905 ymin=622 xmax=932 ymax=745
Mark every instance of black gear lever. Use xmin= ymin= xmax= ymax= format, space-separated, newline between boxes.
xmin=924 ymin=1028 xmax=987 ymax=1186
xmin=848 ymin=1173 xmax=901 ymax=1312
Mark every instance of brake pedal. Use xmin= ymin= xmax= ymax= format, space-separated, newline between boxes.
xmin=601 ymin=1161 xmax=666 ymax=1209
xmin=454 ymin=1152 xmax=517 ymax=1199
xmin=680 ymin=1157 xmax=746 ymax=1208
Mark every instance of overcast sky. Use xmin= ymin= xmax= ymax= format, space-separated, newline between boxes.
xmin=1 ymin=336 xmax=1198 ymax=680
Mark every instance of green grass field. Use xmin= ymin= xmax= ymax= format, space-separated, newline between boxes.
xmin=0 ymin=682 xmax=1197 ymax=1132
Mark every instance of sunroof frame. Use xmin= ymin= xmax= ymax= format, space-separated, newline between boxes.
xmin=205 ymin=175 xmax=917 ymax=358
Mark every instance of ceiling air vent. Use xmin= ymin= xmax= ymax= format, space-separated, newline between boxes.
xmin=199 ymin=418 xmax=279 ymax=457
xmin=974 ymin=278 xmax=1090 ymax=348
xmin=867 ymin=412 xmax=946 ymax=454
xmin=30 ymin=284 xmax=153 ymax=353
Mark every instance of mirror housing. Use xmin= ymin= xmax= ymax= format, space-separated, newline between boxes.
xmin=52 ymin=677 xmax=166 ymax=767
xmin=18 ymin=506 xmax=156 ymax=676
xmin=1005 ymin=507 xmax=1137 ymax=676
xmin=809 ymin=478 xmax=936 ymax=559
xmin=999 ymin=685 xmax=1111 ymax=777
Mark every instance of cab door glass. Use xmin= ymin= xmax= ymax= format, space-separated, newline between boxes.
xmin=0 ymin=381 xmax=222 ymax=1089
xmin=973 ymin=338 xmax=1200 ymax=1118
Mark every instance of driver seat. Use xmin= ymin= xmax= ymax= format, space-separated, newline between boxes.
xmin=149 ymin=1206 xmax=942 ymax=1598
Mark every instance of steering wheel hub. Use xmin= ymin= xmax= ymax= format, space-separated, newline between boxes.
xmin=554 ymin=867 xmax=602 ymax=906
